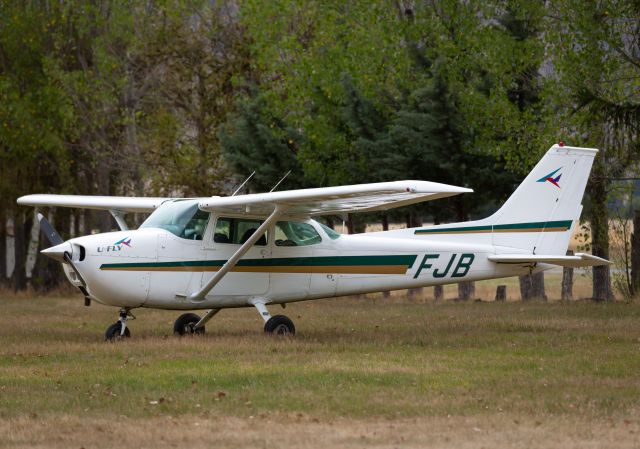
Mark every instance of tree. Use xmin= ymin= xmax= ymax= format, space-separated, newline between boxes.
xmin=0 ymin=2 xmax=74 ymax=289
xmin=545 ymin=0 xmax=640 ymax=300
xmin=141 ymin=2 xmax=256 ymax=197
xmin=219 ymin=90 xmax=306 ymax=193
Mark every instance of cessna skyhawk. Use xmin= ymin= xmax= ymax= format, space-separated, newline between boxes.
xmin=17 ymin=144 xmax=609 ymax=340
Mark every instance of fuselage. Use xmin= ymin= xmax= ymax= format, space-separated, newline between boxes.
xmin=62 ymin=215 xmax=536 ymax=310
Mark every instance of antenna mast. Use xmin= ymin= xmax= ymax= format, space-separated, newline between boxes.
xmin=231 ymin=171 xmax=255 ymax=196
xmin=269 ymin=170 xmax=292 ymax=192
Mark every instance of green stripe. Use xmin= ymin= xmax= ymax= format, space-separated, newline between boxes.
xmin=414 ymin=220 xmax=573 ymax=234
xmin=100 ymin=255 xmax=418 ymax=271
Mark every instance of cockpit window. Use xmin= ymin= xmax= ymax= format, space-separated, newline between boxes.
xmin=275 ymin=221 xmax=321 ymax=246
xmin=140 ymin=200 xmax=209 ymax=240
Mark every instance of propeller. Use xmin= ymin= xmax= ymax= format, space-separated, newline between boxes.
xmin=37 ymin=213 xmax=89 ymax=294
xmin=37 ymin=213 xmax=64 ymax=246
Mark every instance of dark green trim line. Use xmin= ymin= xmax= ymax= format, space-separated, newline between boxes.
xmin=100 ymin=254 xmax=418 ymax=270
xmin=414 ymin=220 xmax=573 ymax=235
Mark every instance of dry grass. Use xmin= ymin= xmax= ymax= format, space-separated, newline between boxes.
xmin=3 ymin=413 xmax=640 ymax=449
xmin=1 ymin=292 xmax=640 ymax=448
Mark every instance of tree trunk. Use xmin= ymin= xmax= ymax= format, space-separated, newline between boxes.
xmin=589 ymin=160 xmax=613 ymax=301
xmin=631 ymin=210 xmax=640 ymax=298
xmin=407 ymin=287 xmax=423 ymax=300
xmin=531 ymin=271 xmax=547 ymax=301
xmin=562 ymin=250 xmax=574 ymax=301
xmin=457 ymin=281 xmax=475 ymax=301
xmin=325 ymin=217 xmax=334 ymax=230
xmin=0 ymin=208 xmax=6 ymax=287
xmin=434 ymin=285 xmax=444 ymax=301
xmin=346 ymin=214 xmax=365 ymax=234
xmin=519 ymin=274 xmax=532 ymax=301
xmin=97 ymin=165 xmax=113 ymax=233
xmin=519 ymin=272 xmax=547 ymax=301
xmin=12 ymin=211 xmax=28 ymax=291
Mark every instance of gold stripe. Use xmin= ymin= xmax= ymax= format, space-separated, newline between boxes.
xmin=419 ymin=227 xmax=568 ymax=235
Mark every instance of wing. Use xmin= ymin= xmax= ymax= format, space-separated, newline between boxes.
xmin=198 ymin=180 xmax=472 ymax=216
xmin=488 ymin=253 xmax=611 ymax=268
xmin=16 ymin=194 xmax=172 ymax=213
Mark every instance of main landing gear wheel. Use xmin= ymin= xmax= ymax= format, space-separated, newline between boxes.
xmin=105 ymin=322 xmax=130 ymax=341
xmin=174 ymin=313 xmax=205 ymax=336
xmin=264 ymin=315 xmax=295 ymax=336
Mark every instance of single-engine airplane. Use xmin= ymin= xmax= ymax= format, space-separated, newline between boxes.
xmin=17 ymin=144 xmax=610 ymax=340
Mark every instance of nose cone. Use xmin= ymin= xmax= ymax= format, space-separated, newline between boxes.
xmin=41 ymin=242 xmax=73 ymax=262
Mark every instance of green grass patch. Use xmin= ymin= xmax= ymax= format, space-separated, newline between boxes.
xmin=1 ymin=295 xmax=639 ymax=421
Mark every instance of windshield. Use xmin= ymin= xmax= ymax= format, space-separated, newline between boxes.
xmin=319 ymin=222 xmax=341 ymax=240
xmin=140 ymin=200 xmax=209 ymax=240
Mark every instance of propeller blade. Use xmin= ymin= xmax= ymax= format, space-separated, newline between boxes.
xmin=36 ymin=214 xmax=89 ymax=301
xmin=37 ymin=213 xmax=64 ymax=246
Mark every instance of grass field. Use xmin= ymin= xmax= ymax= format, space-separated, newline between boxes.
xmin=1 ymin=280 xmax=640 ymax=448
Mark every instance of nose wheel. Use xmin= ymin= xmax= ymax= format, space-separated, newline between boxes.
xmin=105 ymin=308 xmax=134 ymax=341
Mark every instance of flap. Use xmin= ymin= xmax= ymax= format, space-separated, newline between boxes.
xmin=488 ymin=253 xmax=611 ymax=268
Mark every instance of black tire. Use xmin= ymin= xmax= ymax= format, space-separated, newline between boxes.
xmin=173 ymin=313 xmax=205 ymax=336
xmin=105 ymin=322 xmax=131 ymax=341
xmin=264 ymin=315 xmax=295 ymax=336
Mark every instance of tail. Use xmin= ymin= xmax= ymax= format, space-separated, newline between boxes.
xmin=486 ymin=144 xmax=597 ymax=255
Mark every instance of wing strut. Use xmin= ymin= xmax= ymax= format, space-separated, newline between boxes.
xmin=188 ymin=205 xmax=286 ymax=303
xmin=109 ymin=210 xmax=129 ymax=231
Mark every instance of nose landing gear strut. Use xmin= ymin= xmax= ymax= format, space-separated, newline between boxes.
xmin=105 ymin=308 xmax=135 ymax=341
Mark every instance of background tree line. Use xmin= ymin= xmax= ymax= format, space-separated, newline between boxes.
xmin=1 ymin=0 xmax=639 ymax=299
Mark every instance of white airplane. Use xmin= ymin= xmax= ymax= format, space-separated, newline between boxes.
xmin=18 ymin=144 xmax=609 ymax=340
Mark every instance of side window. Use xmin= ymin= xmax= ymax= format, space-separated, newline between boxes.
xmin=275 ymin=221 xmax=322 ymax=246
xmin=213 ymin=217 xmax=232 ymax=244
xmin=236 ymin=219 xmax=266 ymax=245
xmin=213 ymin=217 xmax=267 ymax=246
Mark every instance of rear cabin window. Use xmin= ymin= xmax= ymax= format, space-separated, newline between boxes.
xmin=275 ymin=221 xmax=321 ymax=246
xmin=214 ymin=217 xmax=267 ymax=246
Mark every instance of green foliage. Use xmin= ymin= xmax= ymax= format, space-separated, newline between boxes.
xmin=0 ymin=3 xmax=74 ymax=206
xmin=219 ymin=90 xmax=306 ymax=192
xmin=139 ymin=1 xmax=256 ymax=196
xmin=240 ymin=0 xmax=414 ymax=185
xmin=2 ymin=0 xmax=639 ymax=295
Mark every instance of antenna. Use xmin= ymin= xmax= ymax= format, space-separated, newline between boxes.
xmin=269 ymin=170 xmax=292 ymax=192
xmin=231 ymin=171 xmax=255 ymax=196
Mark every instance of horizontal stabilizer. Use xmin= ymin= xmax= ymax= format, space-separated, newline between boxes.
xmin=488 ymin=253 xmax=611 ymax=268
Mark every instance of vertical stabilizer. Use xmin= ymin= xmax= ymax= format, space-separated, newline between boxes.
xmin=486 ymin=144 xmax=597 ymax=254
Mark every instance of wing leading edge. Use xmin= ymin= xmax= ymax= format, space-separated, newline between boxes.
xmin=198 ymin=180 xmax=472 ymax=216
xmin=17 ymin=180 xmax=471 ymax=217
xmin=16 ymin=194 xmax=172 ymax=213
